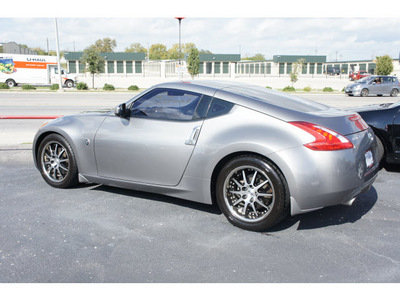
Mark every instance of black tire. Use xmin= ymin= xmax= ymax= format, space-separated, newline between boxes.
xmin=6 ymin=79 xmax=16 ymax=88
xmin=37 ymin=134 xmax=79 ymax=188
xmin=361 ymin=88 xmax=369 ymax=97
xmin=65 ymin=80 xmax=74 ymax=88
xmin=390 ymin=89 xmax=398 ymax=97
xmin=216 ymin=155 xmax=290 ymax=231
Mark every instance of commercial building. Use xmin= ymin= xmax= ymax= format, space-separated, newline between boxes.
xmin=61 ymin=52 xmax=400 ymax=88
xmin=0 ymin=42 xmax=38 ymax=55
xmin=64 ymin=52 xmax=146 ymax=75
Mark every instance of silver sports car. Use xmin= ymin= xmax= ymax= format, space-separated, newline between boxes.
xmin=33 ymin=81 xmax=381 ymax=231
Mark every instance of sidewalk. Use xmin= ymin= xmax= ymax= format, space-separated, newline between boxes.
xmin=74 ymin=74 xmax=353 ymax=90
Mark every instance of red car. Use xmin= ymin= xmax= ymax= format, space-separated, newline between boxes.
xmin=349 ymin=70 xmax=370 ymax=81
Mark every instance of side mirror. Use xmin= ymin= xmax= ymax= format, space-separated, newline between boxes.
xmin=114 ymin=103 xmax=130 ymax=118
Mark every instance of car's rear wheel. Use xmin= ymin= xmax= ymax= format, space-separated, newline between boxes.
xmin=38 ymin=134 xmax=79 ymax=188
xmin=361 ymin=88 xmax=369 ymax=97
xmin=216 ymin=156 xmax=290 ymax=231
xmin=390 ymin=89 xmax=399 ymax=97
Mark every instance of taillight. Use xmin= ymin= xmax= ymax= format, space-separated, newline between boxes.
xmin=289 ymin=121 xmax=354 ymax=151
xmin=348 ymin=113 xmax=369 ymax=131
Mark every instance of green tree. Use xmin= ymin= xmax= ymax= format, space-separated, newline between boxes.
xmin=150 ymin=44 xmax=168 ymax=60
xmin=187 ymin=47 xmax=200 ymax=79
xmin=252 ymin=53 xmax=266 ymax=61
xmin=290 ymin=58 xmax=305 ymax=87
xmin=167 ymin=44 xmax=181 ymax=60
xmin=182 ymin=43 xmax=196 ymax=55
xmin=92 ymin=38 xmax=117 ymax=52
xmin=376 ymin=55 xmax=394 ymax=75
xmin=199 ymin=49 xmax=213 ymax=54
xmin=33 ymin=47 xmax=48 ymax=55
xmin=81 ymin=47 xmax=105 ymax=89
xmin=242 ymin=53 xmax=266 ymax=61
xmin=125 ymin=43 xmax=147 ymax=53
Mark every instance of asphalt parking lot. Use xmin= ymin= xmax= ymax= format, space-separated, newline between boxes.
xmin=0 ymin=92 xmax=399 ymax=283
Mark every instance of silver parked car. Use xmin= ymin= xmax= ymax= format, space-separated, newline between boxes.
xmin=33 ymin=81 xmax=381 ymax=231
xmin=345 ymin=75 xmax=400 ymax=97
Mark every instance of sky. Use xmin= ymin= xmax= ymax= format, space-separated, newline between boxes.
xmin=1 ymin=1 xmax=399 ymax=62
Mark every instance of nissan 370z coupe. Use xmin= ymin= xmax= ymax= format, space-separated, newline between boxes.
xmin=33 ymin=81 xmax=382 ymax=231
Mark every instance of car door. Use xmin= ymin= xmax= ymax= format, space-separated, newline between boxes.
xmin=368 ymin=77 xmax=382 ymax=95
xmin=94 ymin=88 xmax=211 ymax=186
xmin=381 ymin=77 xmax=393 ymax=95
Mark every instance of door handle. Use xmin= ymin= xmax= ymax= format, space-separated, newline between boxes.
xmin=185 ymin=125 xmax=201 ymax=146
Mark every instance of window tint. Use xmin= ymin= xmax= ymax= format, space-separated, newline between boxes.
xmin=383 ymin=77 xmax=395 ymax=83
xmin=207 ymin=98 xmax=234 ymax=118
xmin=193 ymin=95 xmax=212 ymax=119
xmin=130 ymin=88 xmax=202 ymax=121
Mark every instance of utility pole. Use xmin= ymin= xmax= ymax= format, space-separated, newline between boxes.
xmin=54 ymin=18 xmax=63 ymax=91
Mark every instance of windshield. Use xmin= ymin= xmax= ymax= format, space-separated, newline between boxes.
xmin=356 ymin=76 xmax=372 ymax=83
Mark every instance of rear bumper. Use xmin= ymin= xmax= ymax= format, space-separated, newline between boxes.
xmin=269 ymin=128 xmax=381 ymax=216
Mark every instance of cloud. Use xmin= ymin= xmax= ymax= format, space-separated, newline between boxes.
xmin=1 ymin=17 xmax=399 ymax=61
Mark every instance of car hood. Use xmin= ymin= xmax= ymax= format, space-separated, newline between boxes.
xmin=346 ymin=82 xmax=364 ymax=88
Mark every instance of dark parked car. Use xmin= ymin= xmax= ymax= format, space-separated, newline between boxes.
xmin=351 ymin=101 xmax=400 ymax=166
xmin=325 ymin=67 xmax=340 ymax=75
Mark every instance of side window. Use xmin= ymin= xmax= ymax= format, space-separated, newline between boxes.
xmin=130 ymin=88 xmax=202 ymax=121
xmin=206 ymin=98 xmax=234 ymax=118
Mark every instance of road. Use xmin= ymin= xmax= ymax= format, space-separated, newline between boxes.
xmin=0 ymin=91 xmax=396 ymax=146
xmin=0 ymin=92 xmax=399 ymax=284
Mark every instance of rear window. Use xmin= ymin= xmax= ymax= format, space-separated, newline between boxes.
xmin=383 ymin=77 xmax=397 ymax=83
xmin=223 ymin=85 xmax=327 ymax=113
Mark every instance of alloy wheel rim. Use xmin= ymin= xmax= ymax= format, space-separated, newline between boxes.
xmin=41 ymin=141 xmax=70 ymax=183
xmin=223 ymin=166 xmax=275 ymax=222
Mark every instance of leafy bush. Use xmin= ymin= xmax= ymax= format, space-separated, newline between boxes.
xmin=303 ymin=86 xmax=311 ymax=92
xmin=323 ymin=87 xmax=334 ymax=92
xmin=103 ymin=83 xmax=115 ymax=91
xmin=22 ymin=84 xmax=36 ymax=90
xmin=282 ymin=86 xmax=295 ymax=92
xmin=0 ymin=82 xmax=10 ymax=89
xmin=128 ymin=85 xmax=139 ymax=91
xmin=50 ymin=84 xmax=59 ymax=90
xmin=265 ymin=86 xmax=272 ymax=89
xmin=76 ymin=82 xmax=88 ymax=90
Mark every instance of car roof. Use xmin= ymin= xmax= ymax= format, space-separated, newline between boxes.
xmin=150 ymin=80 xmax=344 ymax=121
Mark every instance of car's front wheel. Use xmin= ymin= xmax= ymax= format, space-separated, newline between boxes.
xmin=216 ymin=156 xmax=290 ymax=231
xmin=65 ymin=80 xmax=74 ymax=88
xmin=360 ymin=88 xmax=369 ymax=97
xmin=37 ymin=134 xmax=79 ymax=188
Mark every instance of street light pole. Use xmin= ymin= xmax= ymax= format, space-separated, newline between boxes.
xmin=54 ymin=18 xmax=63 ymax=91
xmin=175 ymin=17 xmax=185 ymax=78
